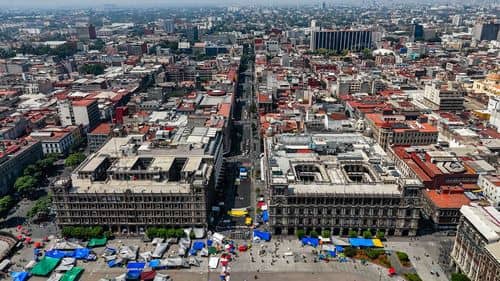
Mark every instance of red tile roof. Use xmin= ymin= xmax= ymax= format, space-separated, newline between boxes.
xmin=90 ymin=123 xmax=112 ymax=135
xmin=424 ymin=189 xmax=470 ymax=209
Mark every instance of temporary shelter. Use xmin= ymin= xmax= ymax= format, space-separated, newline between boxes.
xmin=31 ymin=257 xmax=60 ymax=276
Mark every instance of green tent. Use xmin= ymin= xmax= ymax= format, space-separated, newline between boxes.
xmin=208 ymin=246 xmax=217 ymax=255
xmin=87 ymin=237 xmax=107 ymax=247
xmin=61 ymin=266 xmax=84 ymax=281
xmin=31 ymin=257 xmax=60 ymax=276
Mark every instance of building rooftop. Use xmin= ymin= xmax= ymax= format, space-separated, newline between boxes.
xmin=424 ymin=189 xmax=471 ymax=209
xmin=460 ymin=204 xmax=500 ymax=243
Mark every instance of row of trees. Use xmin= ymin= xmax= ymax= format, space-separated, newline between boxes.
xmin=17 ymin=43 xmax=78 ymax=59
xmin=61 ymin=226 xmax=111 ymax=240
xmin=14 ymin=153 xmax=60 ymax=196
xmin=146 ymin=227 xmax=189 ymax=239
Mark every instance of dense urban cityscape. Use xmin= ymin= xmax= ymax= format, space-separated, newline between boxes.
xmin=0 ymin=2 xmax=498 ymax=281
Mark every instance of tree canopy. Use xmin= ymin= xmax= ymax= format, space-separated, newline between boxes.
xmin=14 ymin=175 xmax=38 ymax=195
xmin=79 ymin=64 xmax=105 ymax=76
xmin=65 ymin=152 xmax=86 ymax=167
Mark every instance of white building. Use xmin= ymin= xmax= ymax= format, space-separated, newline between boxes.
xmin=423 ymin=81 xmax=465 ymax=111
xmin=478 ymin=175 xmax=500 ymax=210
xmin=487 ymin=96 xmax=500 ymax=132
xmin=451 ymin=205 xmax=500 ymax=281
xmin=57 ymin=99 xmax=100 ymax=130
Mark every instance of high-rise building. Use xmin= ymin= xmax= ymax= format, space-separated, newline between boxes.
xmin=76 ymin=24 xmax=96 ymax=41
xmin=473 ymin=23 xmax=500 ymax=41
xmin=310 ymin=29 xmax=373 ymax=52
xmin=411 ymin=23 xmax=424 ymax=41
xmin=164 ymin=19 xmax=175 ymax=33
xmin=452 ymin=15 xmax=462 ymax=26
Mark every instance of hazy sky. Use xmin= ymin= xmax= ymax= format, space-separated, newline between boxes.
xmin=0 ymin=0 xmax=315 ymax=8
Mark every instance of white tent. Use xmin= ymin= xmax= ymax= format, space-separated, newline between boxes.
xmin=152 ymin=243 xmax=168 ymax=258
xmin=209 ymin=257 xmax=219 ymax=269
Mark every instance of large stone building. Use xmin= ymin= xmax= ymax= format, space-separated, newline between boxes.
xmin=0 ymin=140 xmax=43 ymax=195
xmin=52 ymin=126 xmax=224 ymax=234
xmin=262 ymin=133 xmax=422 ymax=236
xmin=451 ymin=205 xmax=500 ymax=281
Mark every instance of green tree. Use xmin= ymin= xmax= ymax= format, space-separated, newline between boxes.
xmin=365 ymin=249 xmax=384 ymax=260
xmin=321 ymin=230 xmax=331 ymax=238
xmin=14 ymin=175 xmax=38 ymax=194
xmin=79 ymin=64 xmax=105 ymax=75
xmin=309 ymin=230 xmax=319 ymax=238
xmin=296 ymin=229 xmax=306 ymax=239
xmin=348 ymin=230 xmax=358 ymax=238
xmin=341 ymin=49 xmax=349 ymax=56
xmin=24 ymin=164 xmax=42 ymax=179
xmin=89 ymin=39 xmax=105 ymax=51
xmin=376 ymin=230 xmax=385 ymax=240
xmin=404 ymin=273 xmax=422 ymax=281
xmin=397 ymin=251 xmax=409 ymax=262
xmin=451 ymin=273 xmax=471 ymax=281
xmin=362 ymin=230 xmax=373 ymax=239
xmin=344 ymin=247 xmax=357 ymax=258
xmin=166 ymin=228 xmax=176 ymax=238
xmin=65 ymin=152 xmax=86 ymax=167
xmin=27 ymin=195 xmax=51 ymax=218
xmin=0 ymin=195 xmax=14 ymax=216
xmin=362 ymin=48 xmax=373 ymax=59
xmin=175 ymin=228 xmax=185 ymax=238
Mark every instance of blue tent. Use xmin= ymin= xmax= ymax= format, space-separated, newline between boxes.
xmin=11 ymin=271 xmax=30 ymax=281
xmin=127 ymin=262 xmax=145 ymax=270
xmin=126 ymin=270 xmax=142 ymax=280
xmin=192 ymin=241 xmax=205 ymax=250
xmin=45 ymin=250 xmax=74 ymax=259
xmin=348 ymin=238 xmax=374 ymax=247
xmin=74 ymin=248 xmax=91 ymax=259
xmin=301 ymin=237 xmax=319 ymax=247
xmin=149 ymin=259 xmax=161 ymax=268
xmin=253 ymin=230 xmax=271 ymax=241
xmin=207 ymin=240 xmax=213 ymax=246
xmin=335 ymin=245 xmax=344 ymax=252
xmin=262 ymin=210 xmax=269 ymax=222
xmin=107 ymin=259 xmax=121 ymax=268
xmin=327 ymin=250 xmax=336 ymax=257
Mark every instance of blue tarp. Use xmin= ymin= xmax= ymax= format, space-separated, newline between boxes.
xmin=126 ymin=270 xmax=142 ymax=280
xmin=327 ymin=250 xmax=336 ymax=257
xmin=349 ymin=238 xmax=374 ymax=247
xmin=253 ymin=230 xmax=271 ymax=241
xmin=301 ymin=237 xmax=319 ymax=247
xmin=45 ymin=250 xmax=74 ymax=259
xmin=335 ymin=245 xmax=344 ymax=252
xmin=127 ymin=262 xmax=145 ymax=270
xmin=74 ymin=248 xmax=91 ymax=259
xmin=149 ymin=259 xmax=161 ymax=268
xmin=11 ymin=271 xmax=30 ymax=281
xmin=207 ymin=240 xmax=213 ymax=246
xmin=192 ymin=241 xmax=205 ymax=250
xmin=262 ymin=210 xmax=269 ymax=222
xmin=107 ymin=260 xmax=120 ymax=268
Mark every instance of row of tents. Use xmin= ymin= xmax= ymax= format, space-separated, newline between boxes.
xmin=301 ymin=237 xmax=384 ymax=248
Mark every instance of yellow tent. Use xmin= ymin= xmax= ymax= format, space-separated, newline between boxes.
xmin=372 ymin=239 xmax=384 ymax=248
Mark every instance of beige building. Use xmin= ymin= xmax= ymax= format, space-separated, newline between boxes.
xmin=263 ymin=133 xmax=422 ymax=237
xmin=451 ymin=204 xmax=500 ymax=281
xmin=52 ymin=126 xmax=224 ymax=234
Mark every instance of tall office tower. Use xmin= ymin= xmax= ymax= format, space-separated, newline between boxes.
xmin=411 ymin=23 xmax=424 ymax=41
xmin=76 ymin=24 xmax=96 ymax=41
xmin=473 ymin=22 xmax=500 ymax=41
xmin=164 ymin=19 xmax=175 ymax=33
xmin=452 ymin=15 xmax=462 ymax=26
xmin=310 ymin=29 xmax=373 ymax=52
